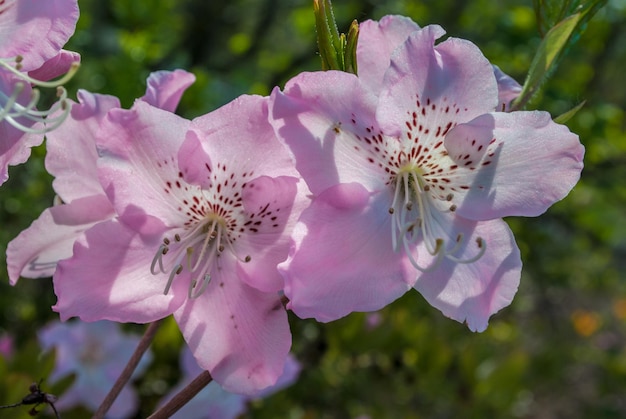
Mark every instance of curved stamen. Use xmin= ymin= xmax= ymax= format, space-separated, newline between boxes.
xmin=189 ymin=274 xmax=211 ymax=299
xmin=0 ymin=58 xmax=80 ymax=89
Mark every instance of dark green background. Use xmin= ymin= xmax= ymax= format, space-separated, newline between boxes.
xmin=1 ymin=0 xmax=625 ymax=417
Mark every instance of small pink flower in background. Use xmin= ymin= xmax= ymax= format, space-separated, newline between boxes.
xmin=270 ymin=16 xmax=584 ymax=331
xmin=52 ymin=92 xmax=308 ymax=394
xmin=38 ymin=320 xmax=152 ymax=418
xmin=6 ymin=69 xmax=195 ymax=285
xmin=0 ymin=332 xmax=13 ymax=358
xmin=164 ymin=347 xmax=300 ymax=419
xmin=0 ymin=0 xmax=80 ymax=185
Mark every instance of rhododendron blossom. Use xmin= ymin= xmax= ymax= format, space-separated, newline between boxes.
xmin=52 ymin=94 xmax=307 ymax=394
xmin=270 ymin=17 xmax=584 ymax=331
xmin=0 ymin=0 xmax=80 ymax=185
xmin=39 ymin=320 xmax=152 ymax=418
xmin=6 ymin=70 xmax=195 ymax=285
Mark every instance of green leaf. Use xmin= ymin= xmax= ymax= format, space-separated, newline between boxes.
xmin=554 ymin=100 xmax=586 ymax=124
xmin=511 ymin=13 xmax=582 ymax=110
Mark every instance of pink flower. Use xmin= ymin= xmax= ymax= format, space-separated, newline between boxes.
xmin=52 ymin=94 xmax=307 ymax=394
xmin=163 ymin=347 xmax=300 ymax=419
xmin=38 ymin=320 xmax=152 ymax=418
xmin=0 ymin=0 xmax=80 ymax=185
xmin=7 ymin=70 xmax=195 ymax=284
xmin=269 ymin=17 xmax=584 ymax=331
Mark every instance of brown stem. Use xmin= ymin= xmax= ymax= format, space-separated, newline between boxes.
xmin=147 ymin=370 xmax=213 ymax=419
xmin=93 ymin=320 xmax=162 ymax=419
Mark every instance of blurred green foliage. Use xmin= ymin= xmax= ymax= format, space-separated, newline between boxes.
xmin=1 ymin=0 xmax=625 ymax=418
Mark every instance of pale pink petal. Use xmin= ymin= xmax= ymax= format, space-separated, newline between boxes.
xmin=443 ymin=111 xmax=584 ymax=219
xmin=414 ymin=218 xmax=521 ymax=332
xmin=493 ymin=65 xmax=522 ymax=111
xmin=27 ymin=49 xmax=80 ymax=81
xmin=96 ymin=101 xmax=191 ymax=232
xmin=281 ymin=183 xmax=413 ymax=322
xmin=0 ymin=0 xmax=79 ymax=71
xmin=377 ymin=25 xmax=499 ymax=139
xmin=140 ymin=69 xmax=196 ymax=112
xmin=188 ymin=95 xmax=298 ymax=181
xmin=174 ymin=260 xmax=291 ymax=395
xmin=269 ymin=71 xmax=385 ymax=195
xmin=357 ymin=15 xmax=420 ymax=94
xmin=53 ymin=220 xmax=187 ymax=322
xmin=46 ymin=90 xmax=120 ymax=201
xmin=177 ymin=130 xmax=213 ymax=190
xmin=235 ymin=175 xmax=302 ymax=293
xmin=6 ymin=194 xmax=115 ymax=284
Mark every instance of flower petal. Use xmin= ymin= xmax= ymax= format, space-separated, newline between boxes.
xmin=27 ymin=49 xmax=80 ymax=81
xmin=493 ymin=65 xmax=522 ymax=111
xmin=97 ymin=101 xmax=191 ymax=232
xmin=53 ymin=220 xmax=187 ymax=322
xmin=269 ymin=71 xmax=386 ymax=194
xmin=377 ymin=25 xmax=499 ymax=139
xmin=188 ymin=95 xmax=298 ymax=181
xmin=443 ymin=111 xmax=584 ymax=219
xmin=0 ymin=0 xmax=79 ymax=71
xmin=45 ymin=90 xmax=120 ymax=201
xmin=357 ymin=15 xmax=420 ymax=94
xmin=232 ymin=174 xmax=307 ymax=293
xmin=174 ymin=261 xmax=291 ymax=395
xmin=282 ymin=183 xmax=413 ymax=322
xmin=413 ymin=218 xmax=521 ymax=332
xmin=6 ymin=194 xmax=115 ymax=284
xmin=140 ymin=69 xmax=196 ymax=113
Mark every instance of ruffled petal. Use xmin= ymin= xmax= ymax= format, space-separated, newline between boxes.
xmin=6 ymin=194 xmax=115 ymax=284
xmin=140 ymin=69 xmax=196 ymax=113
xmin=46 ymin=90 xmax=120 ymax=201
xmin=96 ymin=101 xmax=191 ymax=232
xmin=0 ymin=0 xmax=79 ymax=71
xmin=377 ymin=25 xmax=499 ymax=140
xmin=443 ymin=111 xmax=584 ymax=219
xmin=414 ymin=218 xmax=521 ymax=332
xmin=282 ymin=183 xmax=413 ymax=322
xmin=53 ymin=220 xmax=187 ymax=322
xmin=357 ymin=15 xmax=420 ymax=94
xmin=174 ymin=260 xmax=291 ymax=395
xmin=269 ymin=71 xmax=386 ymax=195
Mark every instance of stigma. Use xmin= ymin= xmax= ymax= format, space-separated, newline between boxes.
xmin=150 ymin=216 xmax=251 ymax=299
xmin=389 ymin=166 xmax=486 ymax=272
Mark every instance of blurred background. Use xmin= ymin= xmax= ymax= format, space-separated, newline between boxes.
xmin=1 ymin=0 xmax=625 ymax=417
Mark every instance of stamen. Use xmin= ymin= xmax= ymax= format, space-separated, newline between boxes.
xmin=189 ymin=274 xmax=211 ymax=299
xmin=389 ymin=165 xmax=487 ymax=272
xmin=150 ymin=244 xmax=167 ymax=275
xmin=163 ymin=264 xmax=183 ymax=295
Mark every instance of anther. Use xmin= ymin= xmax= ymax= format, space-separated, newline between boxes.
xmin=163 ymin=237 xmax=170 ymax=245
xmin=449 ymin=204 xmax=457 ymax=212
xmin=174 ymin=234 xmax=181 ymax=242
xmin=446 ymin=193 xmax=453 ymax=201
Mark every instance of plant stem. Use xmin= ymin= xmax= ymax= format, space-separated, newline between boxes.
xmin=147 ymin=370 xmax=213 ymax=419
xmin=93 ymin=320 xmax=162 ymax=419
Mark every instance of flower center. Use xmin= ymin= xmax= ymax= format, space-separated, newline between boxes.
xmin=150 ymin=214 xmax=250 ymax=299
xmin=389 ymin=164 xmax=485 ymax=272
